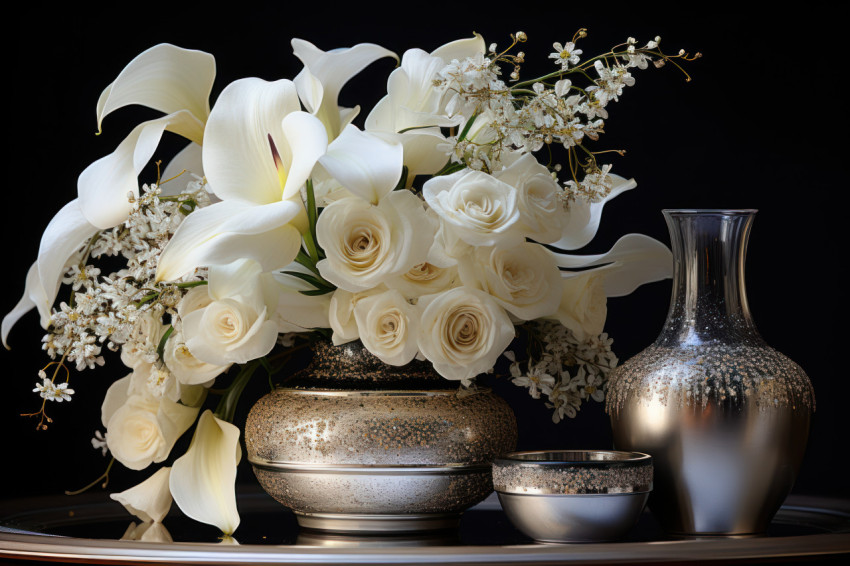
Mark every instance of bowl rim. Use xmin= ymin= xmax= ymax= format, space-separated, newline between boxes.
xmin=493 ymin=450 xmax=652 ymax=468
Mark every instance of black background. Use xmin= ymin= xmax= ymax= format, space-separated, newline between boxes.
xmin=1 ymin=1 xmax=846 ymax=516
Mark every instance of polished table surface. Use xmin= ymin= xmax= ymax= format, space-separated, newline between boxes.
xmin=1 ymin=487 xmax=849 ymax=564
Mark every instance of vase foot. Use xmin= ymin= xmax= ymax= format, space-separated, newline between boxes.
xmin=295 ymin=511 xmax=461 ymax=533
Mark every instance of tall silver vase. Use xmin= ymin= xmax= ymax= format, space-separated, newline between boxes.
xmin=606 ymin=209 xmax=815 ymax=536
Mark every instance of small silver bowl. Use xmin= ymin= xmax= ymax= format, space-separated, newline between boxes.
xmin=493 ymin=450 xmax=653 ymax=543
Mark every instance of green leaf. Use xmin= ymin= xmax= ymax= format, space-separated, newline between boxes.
xmin=156 ymin=325 xmax=175 ymax=361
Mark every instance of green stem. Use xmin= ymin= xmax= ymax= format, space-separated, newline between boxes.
xmin=215 ymin=360 xmax=262 ymax=423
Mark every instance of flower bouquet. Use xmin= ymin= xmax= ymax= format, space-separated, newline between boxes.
xmin=3 ymin=31 xmax=697 ymax=536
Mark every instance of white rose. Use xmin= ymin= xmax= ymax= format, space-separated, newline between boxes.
xmin=316 ymin=191 xmax=432 ymax=292
xmin=494 ymin=153 xmax=567 ymax=244
xmin=328 ymin=286 xmax=385 ymax=345
xmin=163 ymin=329 xmax=229 ymax=386
xmin=417 ymin=287 xmax=515 ymax=381
xmin=547 ymin=272 xmax=608 ymax=341
xmin=459 ymin=242 xmax=563 ymax=321
xmin=387 ymin=262 xmax=459 ymax=300
xmin=354 ymin=289 xmax=419 ymax=366
xmin=182 ymin=259 xmax=279 ymax=366
xmin=422 ymin=169 xmax=522 ymax=251
xmin=105 ymin=393 xmax=197 ymax=471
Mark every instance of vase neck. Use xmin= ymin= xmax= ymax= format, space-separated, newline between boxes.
xmin=658 ymin=210 xmax=762 ymax=347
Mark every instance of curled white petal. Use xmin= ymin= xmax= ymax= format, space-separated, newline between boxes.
xmin=170 ymin=410 xmax=241 ymax=535
xmin=292 ymin=39 xmax=397 ymax=139
xmin=156 ymin=200 xmax=302 ymax=282
xmin=110 ymin=467 xmax=173 ymax=523
xmin=79 ymin=111 xmax=205 ymax=229
xmin=318 ymin=126 xmax=403 ymax=204
xmin=97 ymin=43 xmax=215 ymax=133
xmin=550 ymin=233 xmax=673 ymax=297
xmin=551 ymin=175 xmax=637 ymax=250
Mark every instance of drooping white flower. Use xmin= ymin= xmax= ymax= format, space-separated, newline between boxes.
xmin=417 ymin=287 xmax=515 ymax=381
xmin=110 ymin=467 xmax=173 ymax=523
xmin=170 ymin=410 xmax=241 ymax=535
xmin=156 ymin=79 xmax=328 ymax=282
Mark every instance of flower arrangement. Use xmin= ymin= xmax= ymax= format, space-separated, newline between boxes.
xmin=3 ymin=31 xmax=697 ymax=537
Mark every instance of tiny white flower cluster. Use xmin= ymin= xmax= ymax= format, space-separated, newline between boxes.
xmin=41 ymin=181 xmax=211 ymax=374
xmin=506 ymin=321 xmax=618 ymax=422
xmin=434 ymin=33 xmax=686 ymax=203
xmin=33 ymin=375 xmax=75 ymax=402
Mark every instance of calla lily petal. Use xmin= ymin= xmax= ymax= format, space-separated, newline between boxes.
xmin=279 ymin=111 xmax=329 ymax=200
xmin=551 ymin=175 xmax=637 ymax=251
xmin=318 ymin=125 xmax=403 ymax=204
xmin=170 ymin=410 xmax=241 ymax=535
xmin=78 ymin=110 xmax=205 ymax=229
xmin=430 ymin=33 xmax=486 ymax=62
xmin=36 ymin=199 xmax=98 ymax=306
xmin=292 ymin=38 xmax=397 ymax=139
xmin=96 ymin=43 xmax=215 ymax=134
xmin=2 ymin=262 xmax=51 ymax=348
xmin=110 ymin=467 xmax=173 ymax=523
xmin=201 ymin=78 xmax=326 ymax=203
xmin=156 ymin=200 xmax=303 ymax=282
xmin=551 ymin=233 xmax=673 ymax=297
xmin=201 ymin=78 xmax=301 ymax=204
xmin=161 ymin=142 xmax=204 ymax=196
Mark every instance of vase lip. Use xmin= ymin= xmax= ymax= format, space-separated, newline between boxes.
xmin=662 ymin=208 xmax=758 ymax=216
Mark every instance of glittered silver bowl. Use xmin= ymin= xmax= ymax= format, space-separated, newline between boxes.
xmin=493 ymin=450 xmax=653 ymax=543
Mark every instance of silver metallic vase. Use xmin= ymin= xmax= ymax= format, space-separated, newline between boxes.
xmin=244 ymin=339 xmax=517 ymax=533
xmin=606 ymin=209 xmax=815 ymax=536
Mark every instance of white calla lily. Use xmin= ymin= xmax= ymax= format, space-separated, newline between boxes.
xmin=170 ymin=410 xmax=241 ymax=535
xmin=3 ymin=44 xmax=216 ymax=344
xmin=550 ymin=233 xmax=673 ymax=297
xmin=157 ymin=79 xmax=328 ymax=282
xmin=96 ymin=43 xmax=215 ymax=133
xmin=2 ymin=198 xmax=96 ymax=348
xmin=110 ymin=467 xmax=173 ymax=523
xmin=364 ymin=36 xmax=485 ymax=182
xmin=292 ymin=38 xmax=397 ymax=140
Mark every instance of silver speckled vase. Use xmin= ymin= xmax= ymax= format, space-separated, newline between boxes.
xmin=245 ymin=339 xmax=517 ymax=533
xmin=606 ymin=209 xmax=815 ymax=536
